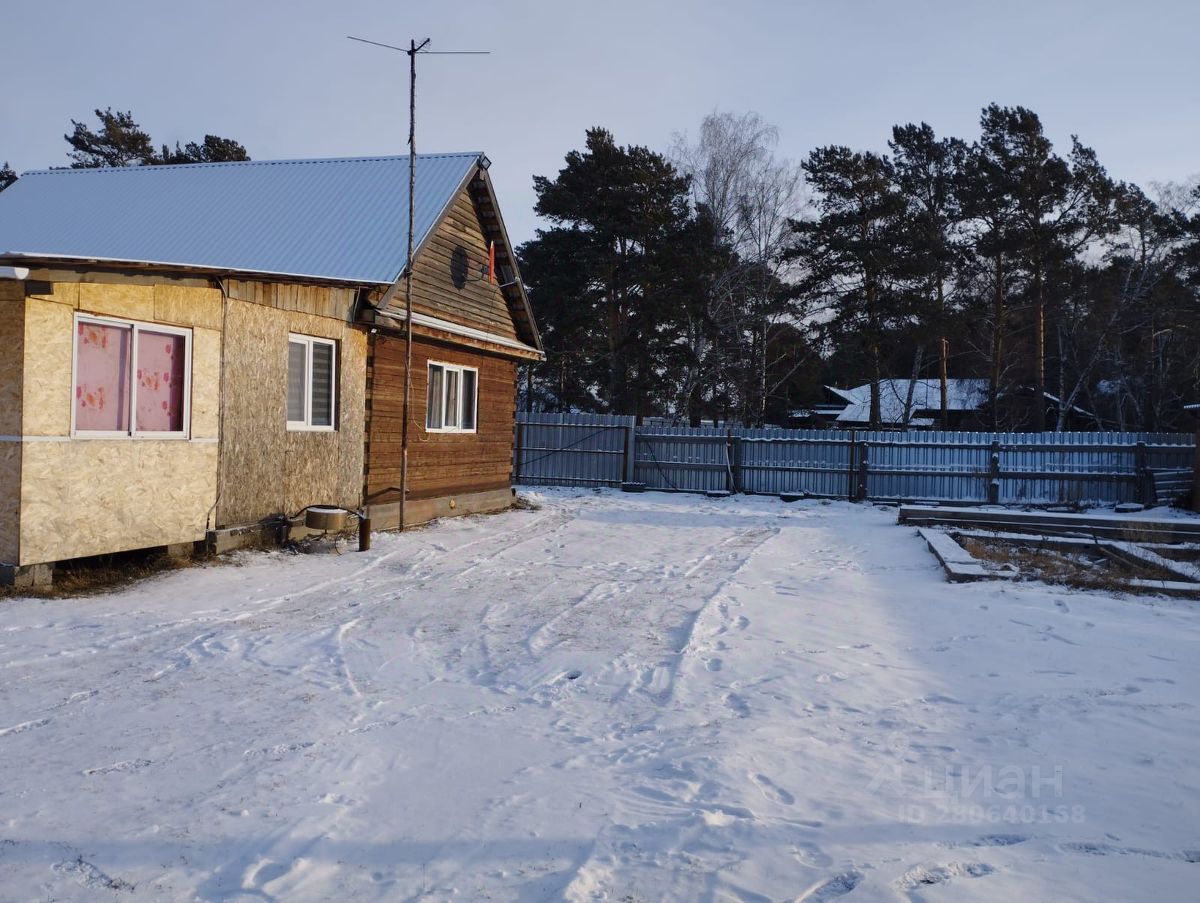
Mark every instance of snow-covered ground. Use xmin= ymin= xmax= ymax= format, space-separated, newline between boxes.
xmin=1 ymin=489 xmax=1197 ymax=902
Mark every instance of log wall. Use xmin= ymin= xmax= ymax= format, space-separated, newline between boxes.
xmin=365 ymin=334 xmax=516 ymax=503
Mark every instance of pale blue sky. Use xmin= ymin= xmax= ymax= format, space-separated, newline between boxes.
xmin=3 ymin=0 xmax=1197 ymax=245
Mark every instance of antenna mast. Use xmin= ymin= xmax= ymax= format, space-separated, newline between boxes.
xmin=348 ymin=36 xmax=488 ymax=530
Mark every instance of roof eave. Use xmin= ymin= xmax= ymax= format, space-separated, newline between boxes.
xmin=0 ymin=252 xmax=390 ymax=288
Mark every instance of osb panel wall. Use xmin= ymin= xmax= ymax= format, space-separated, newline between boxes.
xmin=218 ymin=297 xmax=366 ymax=527
xmin=0 ymin=445 xmax=20 ymax=564
xmin=153 ymin=284 xmax=223 ymax=331
xmin=0 ymin=283 xmax=24 ymax=436
xmin=21 ymin=282 xmax=224 ymax=438
xmin=366 ymin=335 xmax=516 ymax=502
xmin=191 ymin=328 xmax=221 ymax=439
xmin=19 ymin=441 xmax=217 ymax=565
xmin=217 ymin=299 xmax=288 ymax=524
xmin=0 ymin=283 xmax=23 ymax=562
xmin=397 ymin=188 xmax=520 ymax=340
xmin=78 ymin=282 xmax=155 ymax=321
xmin=14 ymin=280 xmax=226 ymax=565
xmin=22 ymin=299 xmax=74 ymax=436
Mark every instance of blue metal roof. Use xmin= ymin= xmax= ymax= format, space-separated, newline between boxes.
xmin=0 ymin=153 xmax=483 ymax=284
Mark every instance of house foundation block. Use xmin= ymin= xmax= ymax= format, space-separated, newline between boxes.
xmin=0 ymin=562 xmax=55 ymax=589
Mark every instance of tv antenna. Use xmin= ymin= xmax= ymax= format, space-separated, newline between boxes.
xmin=347 ymin=36 xmax=489 ymax=530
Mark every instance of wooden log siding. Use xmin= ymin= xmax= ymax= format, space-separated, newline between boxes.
xmin=392 ymin=188 xmax=519 ymax=340
xmin=365 ymin=334 xmax=517 ymax=502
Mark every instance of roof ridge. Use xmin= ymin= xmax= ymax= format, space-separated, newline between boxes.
xmin=21 ymin=152 xmax=484 ymax=177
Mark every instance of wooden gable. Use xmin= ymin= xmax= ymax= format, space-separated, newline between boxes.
xmin=408 ymin=186 xmax=517 ymax=338
xmin=373 ymin=166 xmax=541 ymax=359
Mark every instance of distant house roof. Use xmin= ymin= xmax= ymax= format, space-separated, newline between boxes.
xmin=0 ymin=153 xmax=484 ymax=284
xmin=826 ymin=379 xmax=989 ymax=425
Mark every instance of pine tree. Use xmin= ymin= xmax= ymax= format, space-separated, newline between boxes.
xmin=159 ymin=135 xmax=250 ymax=164
xmin=785 ymin=146 xmax=907 ymax=426
xmin=889 ymin=123 xmax=968 ymax=422
xmin=64 ymin=109 xmax=250 ymax=169
xmin=65 ymin=109 xmax=156 ymax=168
xmin=525 ymin=128 xmax=693 ymax=417
xmin=0 ymin=161 xmax=15 ymax=192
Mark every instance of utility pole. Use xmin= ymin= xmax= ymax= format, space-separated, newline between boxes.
xmin=348 ymin=36 xmax=487 ymax=530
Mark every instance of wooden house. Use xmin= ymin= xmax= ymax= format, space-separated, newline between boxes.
xmin=0 ymin=153 xmax=541 ymax=586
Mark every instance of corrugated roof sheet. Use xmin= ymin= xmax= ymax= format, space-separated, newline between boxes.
xmin=0 ymin=153 xmax=483 ymax=284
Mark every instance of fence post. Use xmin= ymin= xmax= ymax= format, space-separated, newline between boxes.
xmin=988 ymin=439 xmax=1001 ymax=504
xmin=514 ymin=421 xmax=525 ymax=485
xmin=857 ymin=441 xmax=870 ymax=501
xmin=1135 ymin=440 xmax=1152 ymax=505
xmin=623 ymin=424 xmax=636 ymax=485
xmin=847 ymin=430 xmax=857 ymax=500
xmin=725 ymin=430 xmax=743 ymax=494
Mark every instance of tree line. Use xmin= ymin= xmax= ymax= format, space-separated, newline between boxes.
xmin=1 ymin=107 xmax=249 ymax=190
xmin=519 ymin=107 xmax=1200 ymax=431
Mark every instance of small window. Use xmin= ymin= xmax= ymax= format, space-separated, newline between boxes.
xmin=426 ymin=362 xmax=478 ymax=433
xmin=288 ymin=335 xmax=337 ymax=430
xmin=73 ymin=315 xmax=191 ymax=438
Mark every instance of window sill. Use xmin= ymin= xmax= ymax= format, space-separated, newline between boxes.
xmin=287 ymin=424 xmax=338 ymax=433
xmin=71 ymin=432 xmax=192 ymax=440
xmin=425 ymin=428 xmax=478 ymax=435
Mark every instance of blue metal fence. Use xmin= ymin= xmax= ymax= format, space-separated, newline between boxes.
xmin=514 ymin=413 xmax=1195 ymax=506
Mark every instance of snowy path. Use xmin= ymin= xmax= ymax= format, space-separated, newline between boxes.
xmin=0 ymin=489 xmax=1197 ymax=901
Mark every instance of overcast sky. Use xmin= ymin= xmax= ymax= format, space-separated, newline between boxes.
xmin=4 ymin=0 xmax=1197 ymax=246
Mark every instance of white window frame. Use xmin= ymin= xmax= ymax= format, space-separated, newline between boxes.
xmin=426 ymin=361 xmax=478 ymax=434
xmin=70 ymin=312 xmax=193 ymax=440
xmin=287 ymin=334 xmax=338 ymax=432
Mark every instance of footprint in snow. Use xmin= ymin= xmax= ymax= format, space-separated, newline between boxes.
xmin=724 ymin=693 xmax=750 ymax=718
xmin=796 ymin=870 xmax=861 ymax=901
xmin=791 ymin=842 xmax=833 ymax=868
xmin=751 ymin=772 xmax=795 ymax=805
xmin=946 ymin=834 xmax=1027 ymax=848
xmin=0 ymin=717 xmax=51 ymax=738
xmin=83 ymin=759 xmax=151 ymax=776
xmin=895 ymin=862 xmax=994 ymax=891
xmin=705 ymin=657 xmax=723 ymax=672
xmin=53 ymin=858 xmax=134 ymax=893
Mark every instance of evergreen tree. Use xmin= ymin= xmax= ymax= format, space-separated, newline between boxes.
xmin=964 ymin=105 xmax=1119 ymax=427
xmin=65 ymin=108 xmax=250 ymax=168
xmin=957 ymin=114 xmax=1027 ymax=428
xmin=523 ymin=128 xmax=693 ymax=417
xmin=65 ymin=108 xmax=156 ymax=167
xmin=889 ymin=123 xmax=968 ymax=421
xmin=784 ymin=146 xmax=907 ymax=426
xmin=0 ymin=161 xmax=15 ymax=192
xmin=159 ymin=135 xmax=250 ymax=164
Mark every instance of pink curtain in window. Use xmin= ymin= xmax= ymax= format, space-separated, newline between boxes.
xmin=75 ymin=322 xmax=131 ymax=432
xmin=136 ymin=331 xmax=185 ymax=432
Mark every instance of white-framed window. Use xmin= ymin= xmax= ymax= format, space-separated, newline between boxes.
xmin=426 ymin=362 xmax=478 ymax=433
xmin=287 ymin=334 xmax=337 ymax=431
xmin=72 ymin=313 xmax=192 ymax=439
